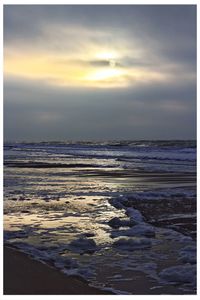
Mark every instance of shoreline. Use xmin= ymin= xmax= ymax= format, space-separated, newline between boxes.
xmin=4 ymin=246 xmax=112 ymax=295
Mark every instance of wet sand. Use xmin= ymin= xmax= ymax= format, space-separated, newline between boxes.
xmin=4 ymin=246 xmax=111 ymax=295
xmin=121 ymin=195 xmax=196 ymax=240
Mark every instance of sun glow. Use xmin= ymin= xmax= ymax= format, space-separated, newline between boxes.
xmin=95 ymin=51 xmax=118 ymax=61
xmin=4 ymin=48 xmax=128 ymax=88
xmin=87 ymin=67 xmax=124 ymax=81
xmin=4 ymin=49 xmax=168 ymax=89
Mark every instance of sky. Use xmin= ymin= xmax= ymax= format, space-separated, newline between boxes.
xmin=4 ymin=5 xmax=196 ymax=141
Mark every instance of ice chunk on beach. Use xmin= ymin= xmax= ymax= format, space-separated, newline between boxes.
xmin=69 ymin=237 xmax=98 ymax=254
xmin=108 ymin=217 xmax=132 ymax=228
xmin=112 ymin=223 xmax=155 ymax=238
xmin=130 ymin=224 xmax=155 ymax=237
xmin=125 ymin=207 xmax=144 ymax=224
xmin=109 ymin=197 xmax=126 ymax=209
xmin=178 ymin=245 xmax=196 ymax=264
xmin=113 ymin=237 xmax=151 ymax=251
xmin=159 ymin=265 xmax=196 ymax=284
xmin=54 ymin=257 xmax=78 ymax=270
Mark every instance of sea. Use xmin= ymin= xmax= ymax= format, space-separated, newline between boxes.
xmin=4 ymin=140 xmax=197 ymax=294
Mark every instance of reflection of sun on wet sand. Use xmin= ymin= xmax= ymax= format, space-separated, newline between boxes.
xmin=118 ymin=188 xmax=196 ymax=240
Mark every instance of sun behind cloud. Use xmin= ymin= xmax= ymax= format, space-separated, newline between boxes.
xmin=86 ymin=67 xmax=125 ymax=83
xmin=4 ymin=48 xmax=129 ymax=88
xmin=4 ymin=22 xmax=180 ymax=89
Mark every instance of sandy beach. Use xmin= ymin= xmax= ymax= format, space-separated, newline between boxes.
xmin=4 ymin=242 xmax=196 ymax=295
xmin=4 ymin=246 xmax=110 ymax=295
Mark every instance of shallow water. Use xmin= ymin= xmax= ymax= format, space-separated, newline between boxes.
xmin=4 ymin=140 xmax=196 ymax=294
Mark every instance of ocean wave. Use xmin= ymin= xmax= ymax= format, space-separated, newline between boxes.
xmin=4 ymin=161 xmax=115 ymax=169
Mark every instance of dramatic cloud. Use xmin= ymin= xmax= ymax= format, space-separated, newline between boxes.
xmin=4 ymin=5 xmax=196 ymax=140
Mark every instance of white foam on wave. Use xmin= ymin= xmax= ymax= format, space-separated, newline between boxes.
xmin=159 ymin=264 xmax=196 ymax=284
xmin=113 ymin=237 xmax=152 ymax=251
xmin=111 ymin=223 xmax=155 ymax=238
xmin=178 ymin=245 xmax=196 ymax=264
xmin=68 ymin=237 xmax=98 ymax=254
xmin=160 ymin=228 xmax=193 ymax=242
